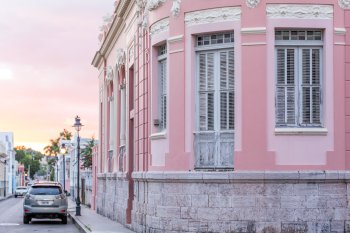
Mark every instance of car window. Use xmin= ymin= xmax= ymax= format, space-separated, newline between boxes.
xmin=18 ymin=188 xmax=27 ymax=190
xmin=29 ymin=186 xmax=62 ymax=195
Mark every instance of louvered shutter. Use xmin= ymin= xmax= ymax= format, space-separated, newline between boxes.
xmin=301 ymin=48 xmax=321 ymax=126
xmin=220 ymin=50 xmax=235 ymax=130
xmin=276 ymin=48 xmax=296 ymax=126
xmin=159 ymin=59 xmax=167 ymax=130
xmin=198 ymin=52 xmax=215 ymax=131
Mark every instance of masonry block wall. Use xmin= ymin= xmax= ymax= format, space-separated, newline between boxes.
xmin=132 ymin=171 xmax=350 ymax=233
xmin=96 ymin=173 xmax=129 ymax=224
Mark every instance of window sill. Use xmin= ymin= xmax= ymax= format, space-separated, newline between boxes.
xmin=150 ymin=131 xmax=167 ymax=140
xmin=275 ymin=128 xmax=328 ymax=136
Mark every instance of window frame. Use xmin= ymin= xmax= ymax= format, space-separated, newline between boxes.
xmin=195 ymin=33 xmax=235 ymax=133
xmin=275 ymin=30 xmax=324 ymax=129
xmin=157 ymin=44 xmax=167 ymax=132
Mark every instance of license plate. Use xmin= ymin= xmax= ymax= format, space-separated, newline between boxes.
xmin=39 ymin=201 xmax=51 ymax=205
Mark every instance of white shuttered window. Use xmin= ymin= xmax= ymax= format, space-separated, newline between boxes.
xmin=158 ymin=44 xmax=167 ymax=131
xmin=195 ymin=32 xmax=234 ymax=169
xmin=275 ymin=30 xmax=323 ymax=128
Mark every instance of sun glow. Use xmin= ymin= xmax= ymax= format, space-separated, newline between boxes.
xmin=0 ymin=68 xmax=13 ymax=80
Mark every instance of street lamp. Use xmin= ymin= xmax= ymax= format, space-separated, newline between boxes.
xmin=73 ymin=115 xmax=83 ymax=216
xmin=60 ymin=144 xmax=67 ymax=194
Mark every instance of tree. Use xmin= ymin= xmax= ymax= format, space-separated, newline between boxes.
xmin=14 ymin=146 xmax=44 ymax=179
xmin=81 ymin=137 xmax=95 ymax=169
xmin=44 ymin=129 xmax=73 ymax=180
xmin=60 ymin=129 xmax=72 ymax=140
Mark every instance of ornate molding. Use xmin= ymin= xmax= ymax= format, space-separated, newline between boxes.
xmin=246 ymin=0 xmax=260 ymax=8
xmin=171 ymin=0 xmax=181 ymax=16
xmin=106 ymin=66 xmax=114 ymax=82
xmin=116 ymin=48 xmax=126 ymax=69
xmin=185 ymin=7 xmax=241 ymax=26
xmin=136 ymin=0 xmax=181 ymax=28
xmin=150 ymin=17 xmax=169 ymax=36
xmin=339 ymin=0 xmax=350 ymax=9
xmin=266 ymin=4 xmax=333 ymax=19
xmin=146 ymin=0 xmax=166 ymax=11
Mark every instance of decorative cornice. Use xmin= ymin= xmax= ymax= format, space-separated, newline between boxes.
xmin=185 ymin=7 xmax=241 ymax=26
xmin=150 ymin=17 xmax=169 ymax=36
xmin=246 ymin=0 xmax=260 ymax=8
xmin=266 ymin=4 xmax=333 ymax=19
xmin=339 ymin=0 xmax=350 ymax=9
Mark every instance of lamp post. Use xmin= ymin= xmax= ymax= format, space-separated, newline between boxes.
xmin=60 ymin=144 xmax=67 ymax=193
xmin=73 ymin=116 xmax=83 ymax=216
xmin=3 ymin=160 xmax=6 ymax=197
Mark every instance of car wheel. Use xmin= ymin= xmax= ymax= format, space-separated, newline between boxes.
xmin=23 ymin=216 xmax=30 ymax=224
xmin=61 ymin=216 xmax=67 ymax=224
xmin=15 ymin=195 xmax=17 ymax=198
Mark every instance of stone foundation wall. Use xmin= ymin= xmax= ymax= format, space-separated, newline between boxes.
xmin=96 ymin=172 xmax=129 ymax=224
xmin=132 ymin=171 xmax=350 ymax=233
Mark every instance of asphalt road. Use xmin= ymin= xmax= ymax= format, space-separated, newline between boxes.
xmin=0 ymin=197 xmax=79 ymax=233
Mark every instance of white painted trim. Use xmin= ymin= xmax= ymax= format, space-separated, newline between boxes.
xmin=167 ymin=35 xmax=183 ymax=43
xmin=275 ymin=128 xmax=328 ymax=135
xmin=334 ymin=28 xmax=347 ymax=36
xmin=334 ymin=42 xmax=346 ymax=45
xmin=169 ymin=49 xmax=184 ymax=54
xmin=150 ymin=131 xmax=167 ymax=140
xmin=241 ymin=42 xmax=267 ymax=46
xmin=241 ymin=27 xmax=266 ymax=34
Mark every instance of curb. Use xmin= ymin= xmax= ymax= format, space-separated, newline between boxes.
xmin=0 ymin=195 xmax=13 ymax=202
xmin=68 ymin=212 xmax=91 ymax=233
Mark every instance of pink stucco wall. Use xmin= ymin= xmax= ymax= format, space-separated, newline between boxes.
xmin=95 ymin=0 xmax=350 ymax=173
xmin=147 ymin=0 xmax=349 ymax=171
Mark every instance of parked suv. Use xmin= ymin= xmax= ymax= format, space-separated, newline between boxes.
xmin=23 ymin=182 xmax=67 ymax=224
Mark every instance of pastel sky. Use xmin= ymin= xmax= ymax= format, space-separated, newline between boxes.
xmin=0 ymin=0 xmax=114 ymax=152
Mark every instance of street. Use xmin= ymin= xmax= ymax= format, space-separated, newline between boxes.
xmin=0 ymin=197 xmax=79 ymax=233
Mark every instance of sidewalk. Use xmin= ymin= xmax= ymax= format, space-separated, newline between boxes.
xmin=0 ymin=195 xmax=13 ymax=202
xmin=67 ymin=198 xmax=135 ymax=233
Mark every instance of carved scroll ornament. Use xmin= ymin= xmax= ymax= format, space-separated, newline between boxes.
xmin=339 ymin=0 xmax=350 ymax=8
xmin=246 ymin=0 xmax=260 ymax=8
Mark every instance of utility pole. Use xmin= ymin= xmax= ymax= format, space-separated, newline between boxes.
xmin=4 ymin=160 xmax=6 ymax=197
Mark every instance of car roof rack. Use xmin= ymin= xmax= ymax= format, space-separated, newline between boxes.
xmin=32 ymin=181 xmax=62 ymax=186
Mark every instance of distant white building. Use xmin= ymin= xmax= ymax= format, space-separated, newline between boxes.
xmin=57 ymin=135 xmax=96 ymax=201
xmin=0 ymin=132 xmax=15 ymax=196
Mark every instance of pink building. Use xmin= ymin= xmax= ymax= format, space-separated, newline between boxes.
xmin=92 ymin=0 xmax=350 ymax=232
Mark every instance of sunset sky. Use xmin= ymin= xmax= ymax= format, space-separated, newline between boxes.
xmin=0 ymin=0 xmax=114 ymax=152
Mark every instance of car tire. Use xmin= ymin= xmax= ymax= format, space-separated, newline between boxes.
xmin=15 ymin=195 xmax=17 ymax=198
xmin=61 ymin=216 xmax=67 ymax=224
xmin=23 ymin=216 xmax=30 ymax=224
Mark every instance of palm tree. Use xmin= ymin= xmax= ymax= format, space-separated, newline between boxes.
xmin=44 ymin=129 xmax=73 ymax=180
xmin=81 ymin=137 xmax=95 ymax=169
